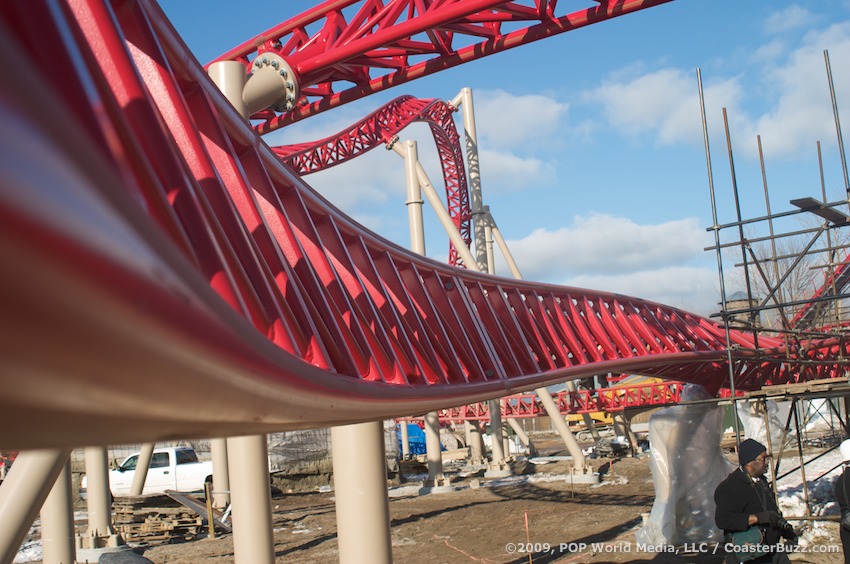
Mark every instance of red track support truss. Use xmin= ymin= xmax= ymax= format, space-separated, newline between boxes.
xmin=276 ymin=95 xmax=472 ymax=265
xmin=0 ymin=1 xmax=848 ymax=448
xmin=209 ymin=0 xmax=676 ymax=131
xmin=415 ymin=381 xmax=685 ymax=421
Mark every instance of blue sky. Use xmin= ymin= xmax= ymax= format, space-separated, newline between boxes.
xmin=161 ymin=1 xmax=850 ymax=316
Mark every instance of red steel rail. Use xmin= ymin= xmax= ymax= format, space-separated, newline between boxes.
xmin=208 ymin=0 xmax=676 ymax=132
xmin=1 ymin=1 xmax=848 ymax=449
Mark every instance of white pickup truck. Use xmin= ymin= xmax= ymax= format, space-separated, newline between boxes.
xmin=80 ymin=446 xmax=214 ymax=498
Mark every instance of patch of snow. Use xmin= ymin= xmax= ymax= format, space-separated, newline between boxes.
xmin=772 ymin=448 xmax=844 ymax=547
xmin=13 ymin=539 xmax=41 ymax=564
xmin=591 ymin=475 xmax=629 ymax=488
xmin=388 ymin=485 xmax=422 ymax=498
xmin=527 ymin=473 xmax=570 ymax=484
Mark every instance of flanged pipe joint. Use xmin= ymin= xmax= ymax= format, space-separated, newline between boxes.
xmin=242 ymin=52 xmax=299 ymax=116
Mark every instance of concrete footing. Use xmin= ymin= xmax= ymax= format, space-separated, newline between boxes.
xmin=418 ymin=484 xmax=457 ymax=495
xmin=418 ymin=477 xmax=456 ymax=495
xmin=75 ymin=536 xmax=135 ymax=564
xmin=464 ymin=458 xmax=487 ymax=472
xmin=566 ymin=467 xmax=600 ymax=485
xmin=484 ymin=463 xmax=513 ymax=478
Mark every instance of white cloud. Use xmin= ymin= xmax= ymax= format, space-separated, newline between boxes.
xmin=470 ymin=89 xmax=568 ymax=150
xmin=585 ymin=68 xmax=744 ymax=148
xmin=478 ymin=148 xmax=555 ymax=193
xmin=302 ymin=149 xmax=403 ymax=211
xmin=566 ymin=267 xmax=721 ymax=316
xmin=751 ymin=39 xmax=787 ymax=64
xmin=489 ymin=213 xmax=719 ymax=315
xmin=495 ymin=213 xmax=707 ymax=280
xmin=747 ymin=22 xmax=850 ymax=158
xmin=764 ymin=5 xmax=817 ymax=35
xmin=585 ymin=19 xmax=850 ymax=161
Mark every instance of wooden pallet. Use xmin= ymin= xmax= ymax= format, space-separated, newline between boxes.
xmin=112 ymin=494 xmax=203 ymax=545
xmin=748 ymin=377 xmax=848 ymax=398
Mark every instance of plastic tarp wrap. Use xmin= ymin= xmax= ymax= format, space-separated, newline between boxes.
xmin=736 ymin=399 xmax=787 ymax=449
xmin=636 ymin=384 xmax=736 ymax=546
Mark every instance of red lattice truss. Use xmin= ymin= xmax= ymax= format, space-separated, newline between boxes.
xmin=275 ymin=95 xmax=472 ymax=266
xmin=209 ymin=0 xmax=676 ymax=132
xmin=403 ymin=380 xmax=685 ymax=421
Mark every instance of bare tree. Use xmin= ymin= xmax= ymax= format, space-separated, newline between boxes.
xmin=730 ymin=217 xmax=850 ymax=335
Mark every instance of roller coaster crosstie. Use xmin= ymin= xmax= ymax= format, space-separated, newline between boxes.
xmin=1 ymin=0 xmax=849 ymax=450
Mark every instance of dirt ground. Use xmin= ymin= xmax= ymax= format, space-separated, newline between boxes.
xmin=101 ymin=439 xmax=842 ymax=564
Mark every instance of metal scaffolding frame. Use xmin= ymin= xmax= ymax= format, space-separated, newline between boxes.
xmin=702 ymin=50 xmax=850 ymax=364
xmin=698 ymin=49 xmax=850 ymax=525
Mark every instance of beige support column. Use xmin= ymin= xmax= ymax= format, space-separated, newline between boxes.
xmin=227 ymin=435 xmax=274 ymax=564
xmin=485 ymin=207 xmax=523 ymax=279
xmin=485 ymin=399 xmax=511 ymax=477
xmin=462 ymin=93 xmax=597 ymax=468
xmin=83 ymin=447 xmax=114 ymax=539
xmin=507 ymin=418 xmax=537 ymax=457
xmin=483 ymin=206 xmax=496 ymax=275
xmin=421 ymin=412 xmax=453 ymax=493
xmin=210 ymin=60 xmax=276 ymax=564
xmin=466 ymin=421 xmax=486 ymax=466
xmin=129 ymin=443 xmax=154 ymax=496
xmin=455 ymin=89 xmax=520 ymax=477
xmin=564 ymin=380 xmax=601 ymax=442
xmin=41 ymin=458 xmax=75 ymax=564
xmin=423 ymin=413 xmax=446 ymax=483
xmin=454 ymin=87 xmax=488 ymax=269
xmin=390 ymin=141 xmax=477 ymax=268
xmin=399 ymin=422 xmax=410 ymax=459
xmin=536 ymin=389 xmax=598 ymax=483
xmin=612 ymin=412 xmax=627 ymax=437
xmin=207 ymin=60 xmax=248 ymax=116
xmin=398 ymin=139 xmax=453 ymax=494
xmin=425 ymin=411 xmax=446 ymax=487
xmin=210 ymin=438 xmax=231 ymax=509
xmin=0 ymin=449 xmax=70 ymax=564
xmin=394 ymin=123 xmax=528 ymax=478
xmin=77 ymin=447 xmax=128 ymax=562
xmin=331 ymin=423 xmax=392 ymax=564
xmin=402 ymin=140 xmax=426 ymax=255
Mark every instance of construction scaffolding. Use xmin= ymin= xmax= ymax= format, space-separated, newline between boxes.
xmin=700 ymin=50 xmax=850 ymax=393
xmin=697 ymin=49 xmax=850 ymax=525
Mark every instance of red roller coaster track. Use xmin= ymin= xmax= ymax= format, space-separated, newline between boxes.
xmin=275 ymin=95 xmax=472 ymax=265
xmin=1 ymin=0 xmax=848 ymax=450
xmin=402 ymin=380 xmax=686 ymax=422
xmin=209 ymin=0 xmax=676 ymax=131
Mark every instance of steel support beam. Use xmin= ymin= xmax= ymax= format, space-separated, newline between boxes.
xmin=331 ymin=423 xmax=392 ymax=564
xmin=0 ymin=449 xmax=70 ymax=564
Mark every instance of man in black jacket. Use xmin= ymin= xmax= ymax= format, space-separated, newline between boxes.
xmin=714 ymin=438 xmax=796 ymax=563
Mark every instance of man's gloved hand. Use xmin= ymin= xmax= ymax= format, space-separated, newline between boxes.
xmin=755 ymin=511 xmax=781 ymax=527
xmin=776 ymin=517 xmax=798 ymax=540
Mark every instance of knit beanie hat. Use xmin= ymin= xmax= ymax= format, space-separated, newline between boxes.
xmin=738 ymin=438 xmax=766 ymax=466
